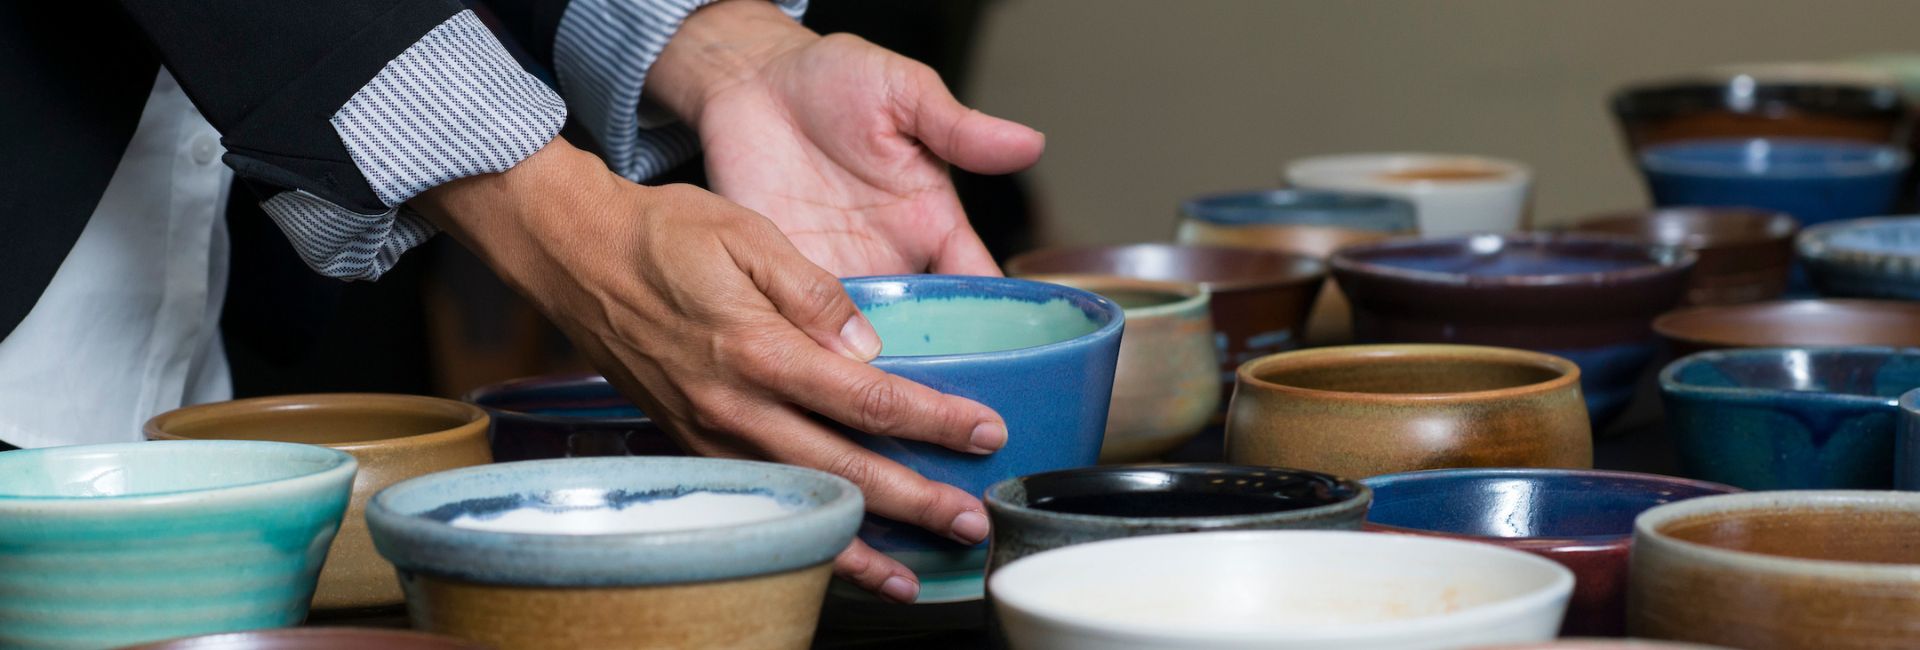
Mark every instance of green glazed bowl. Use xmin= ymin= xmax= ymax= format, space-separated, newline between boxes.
xmin=0 ymin=440 xmax=357 ymax=649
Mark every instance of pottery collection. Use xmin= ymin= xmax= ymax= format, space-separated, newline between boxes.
xmin=1571 ymin=207 xmax=1798 ymax=305
xmin=1652 ymin=298 xmax=1920 ymax=355
xmin=1797 ymin=215 xmax=1920 ymax=299
xmin=1284 ymin=152 xmax=1534 ymax=236
xmin=464 ymin=373 xmax=679 ymax=461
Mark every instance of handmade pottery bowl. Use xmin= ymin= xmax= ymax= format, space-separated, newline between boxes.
xmin=464 ymin=373 xmax=680 ymax=461
xmin=1902 ymin=389 xmax=1920 ymax=490
xmin=1610 ymin=66 xmax=1906 ymax=153
xmin=1571 ymin=207 xmax=1798 ymax=305
xmin=0 ymin=441 xmax=355 ymax=649
xmin=1175 ymin=189 xmax=1418 ymax=344
xmin=990 ymin=530 xmax=1573 ymax=649
xmin=146 ymin=394 xmax=492 ymax=613
xmin=366 ymin=457 xmax=861 ymax=650
xmin=1798 ymin=215 xmax=1920 ymax=299
xmin=1284 ymin=153 xmax=1534 ymax=236
xmin=121 ymin=628 xmax=489 ymax=649
xmin=1660 ymin=347 xmax=1920 ymax=490
xmin=1331 ymin=233 xmax=1696 ymax=426
xmin=1017 ymin=276 xmax=1219 ymax=462
xmin=1225 ymin=344 xmax=1592 ymax=479
xmin=839 ymin=275 xmax=1124 ymax=602
xmin=1629 ymin=490 xmax=1920 ymax=648
xmin=984 ymin=463 xmax=1370 ymax=572
xmin=1363 ymin=468 xmax=1738 ymax=637
xmin=1653 ymin=299 xmax=1920 ymax=355
xmin=1638 ymin=138 xmax=1909 ymax=228
xmin=1003 ymin=244 xmax=1323 ymax=404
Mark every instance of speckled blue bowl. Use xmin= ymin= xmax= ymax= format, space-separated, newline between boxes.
xmin=1660 ymin=347 xmax=1920 ymax=490
xmin=1798 ymin=216 xmax=1920 ymax=300
xmin=1640 ymin=138 xmax=1909 ymax=228
xmin=840 ymin=275 xmax=1124 ymax=603
xmin=0 ymin=441 xmax=356 ymax=649
xmin=464 ymin=373 xmax=680 ymax=461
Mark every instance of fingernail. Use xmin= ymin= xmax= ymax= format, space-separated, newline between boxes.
xmin=879 ymin=576 xmax=919 ymax=604
xmin=950 ymin=510 xmax=989 ymax=544
xmin=968 ymin=422 xmax=1006 ymax=453
xmin=839 ymin=315 xmax=883 ymax=361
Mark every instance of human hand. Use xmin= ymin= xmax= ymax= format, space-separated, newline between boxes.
xmin=648 ymin=0 xmax=1045 ymax=276
xmin=413 ymin=138 xmax=1007 ymax=603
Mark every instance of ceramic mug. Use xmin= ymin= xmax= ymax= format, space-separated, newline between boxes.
xmin=1284 ymin=152 xmax=1533 ymax=236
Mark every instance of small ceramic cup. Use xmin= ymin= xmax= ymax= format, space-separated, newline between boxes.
xmin=1652 ymin=299 xmax=1920 ymax=356
xmin=146 ymin=394 xmax=493 ymax=614
xmin=1629 ymin=490 xmax=1920 ymax=649
xmin=990 ymin=530 xmax=1573 ymax=649
xmin=1284 ymin=152 xmax=1534 ymax=236
xmin=984 ymin=463 xmax=1370 ymax=572
xmin=1362 ymin=468 xmax=1738 ymax=637
xmin=1175 ymin=189 xmax=1418 ymax=344
xmin=1638 ymin=137 xmax=1909 ymax=228
xmin=366 ymin=457 xmax=862 ymax=650
xmin=1798 ymin=215 xmax=1920 ymax=300
xmin=839 ymin=275 xmax=1125 ymax=603
xmin=1571 ymin=207 xmax=1799 ymax=305
xmin=1225 ymin=344 xmax=1592 ymax=479
xmin=464 ymin=373 xmax=680 ymax=461
xmin=1015 ymin=276 xmax=1219 ymax=462
xmin=120 ymin=629 xmax=490 ymax=650
xmin=0 ymin=441 xmax=356 ymax=649
xmin=1659 ymin=346 xmax=1920 ymax=490
xmin=1901 ymin=389 xmax=1920 ymax=490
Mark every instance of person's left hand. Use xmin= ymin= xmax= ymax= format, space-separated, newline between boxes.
xmin=649 ymin=0 xmax=1045 ymax=276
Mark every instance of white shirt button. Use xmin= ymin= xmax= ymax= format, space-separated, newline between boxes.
xmin=191 ymin=136 xmax=219 ymax=165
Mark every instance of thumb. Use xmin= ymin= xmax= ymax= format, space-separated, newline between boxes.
xmin=900 ymin=66 xmax=1045 ymax=175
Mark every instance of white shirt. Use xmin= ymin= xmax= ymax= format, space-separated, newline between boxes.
xmin=0 ymin=70 xmax=233 ymax=448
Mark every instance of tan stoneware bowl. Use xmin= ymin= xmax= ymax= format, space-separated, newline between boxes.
xmin=1017 ymin=275 xmax=1219 ymax=461
xmin=1629 ymin=491 xmax=1920 ymax=649
xmin=145 ymin=394 xmax=492 ymax=614
xmin=1225 ymin=344 xmax=1592 ymax=478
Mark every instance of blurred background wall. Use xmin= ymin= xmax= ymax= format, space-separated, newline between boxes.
xmin=963 ymin=0 xmax=1920 ymax=244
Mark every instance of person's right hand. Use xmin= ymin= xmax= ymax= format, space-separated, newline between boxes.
xmin=411 ymin=136 xmax=1007 ymax=604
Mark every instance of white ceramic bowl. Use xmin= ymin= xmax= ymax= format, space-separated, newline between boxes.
xmin=989 ymin=530 xmax=1572 ymax=650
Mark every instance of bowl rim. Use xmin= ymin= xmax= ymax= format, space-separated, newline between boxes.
xmin=1657 ymin=345 xmax=1920 ymax=407
xmin=1328 ymin=232 xmax=1698 ymax=289
xmin=841 ymin=274 xmax=1126 ymax=363
xmin=1796 ymin=214 xmax=1920 ymax=266
xmin=117 ymin=627 xmax=492 ymax=650
xmin=1652 ymin=298 xmax=1920 ymax=349
xmin=1008 ymin=274 xmax=1211 ymax=321
xmin=1234 ymin=344 xmax=1582 ymax=405
xmin=1361 ymin=468 xmax=1740 ymax=547
xmin=463 ymin=373 xmax=654 ymax=426
xmin=1284 ymin=152 xmax=1535 ymax=189
xmin=1637 ymin=137 xmax=1910 ymax=179
xmin=1570 ymin=206 xmax=1800 ymax=250
xmin=1002 ymin=243 xmax=1329 ymax=293
xmin=0 ymin=440 xmax=357 ymax=510
xmin=1634 ymin=490 xmax=1920 ymax=580
xmin=1177 ymin=188 xmax=1418 ymax=232
xmin=988 ymin=530 xmax=1575 ymax=642
xmin=983 ymin=462 xmax=1370 ymax=528
xmin=144 ymin=393 xmax=490 ymax=452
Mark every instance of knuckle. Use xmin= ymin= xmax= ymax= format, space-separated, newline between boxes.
xmin=852 ymin=379 xmax=909 ymax=433
xmin=686 ymin=390 xmax=753 ymax=432
xmin=823 ymin=450 xmax=879 ymax=492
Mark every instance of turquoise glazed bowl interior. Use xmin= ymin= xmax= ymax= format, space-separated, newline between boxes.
xmin=839 ymin=275 xmax=1125 ymax=603
xmin=0 ymin=441 xmax=356 ymax=649
xmin=465 ymin=373 xmax=679 ymax=461
xmin=1179 ymin=189 xmax=1418 ymax=232
xmin=1661 ymin=347 xmax=1920 ymax=490
xmin=1799 ymin=216 xmax=1920 ymax=300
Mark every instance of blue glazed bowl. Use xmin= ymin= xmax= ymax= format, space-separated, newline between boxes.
xmin=1899 ymin=389 xmax=1920 ymax=490
xmin=1639 ymin=138 xmax=1909 ymax=229
xmin=0 ymin=441 xmax=356 ymax=649
xmin=1660 ymin=346 xmax=1920 ymax=489
xmin=1177 ymin=189 xmax=1419 ymax=233
xmin=840 ymin=275 xmax=1124 ymax=603
xmin=464 ymin=373 xmax=680 ymax=461
xmin=1798 ymin=215 xmax=1920 ymax=300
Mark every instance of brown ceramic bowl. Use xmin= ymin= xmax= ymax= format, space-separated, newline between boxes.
xmin=1652 ymin=299 xmax=1920 ymax=356
xmin=120 ymin=628 xmax=490 ymax=649
xmin=145 ymin=394 xmax=492 ymax=613
xmin=1629 ymin=491 xmax=1920 ymax=649
xmin=1004 ymin=243 xmax=1326 ymax=404
xmin=1571 ymin=207 xmax=1799 ymax=306
xmin=1224 ymin=344 xmax=1592 ymax=478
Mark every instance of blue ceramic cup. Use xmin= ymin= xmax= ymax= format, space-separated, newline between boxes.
xmin=1639 ymin=138 xmax=1909 ymax=229
xmin=1899 ymin=389 xmax=1920 ymax=490
xmin=839 ymin=275 xmax=1124 ymax=603
xmin=0 ymin=440 xmax=356 ymax=649
xmin=1661 ymin=346 xmax=1920 ymax=490
xmin=465 ymin=373 xmax=680 ymax=461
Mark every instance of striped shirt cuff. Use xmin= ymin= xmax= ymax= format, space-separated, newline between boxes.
xmin=555 ymin=0 xmax=806 ymax=182
xmin=262 ymin=9 xmax=567 ymax=281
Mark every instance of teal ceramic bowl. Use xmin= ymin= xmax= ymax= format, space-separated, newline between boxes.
xmin=0 ymin=441 xmax=357 ymax=649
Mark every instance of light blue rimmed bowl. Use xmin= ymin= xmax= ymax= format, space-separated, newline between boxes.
xmin=0 ymin=440 xmax=356 ymax=649
xmin=1799 ymin=215 xmax=1920 ymax=300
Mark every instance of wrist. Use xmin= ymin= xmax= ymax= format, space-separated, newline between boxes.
xmin=648 ymin=0 xmax=815 ymax=128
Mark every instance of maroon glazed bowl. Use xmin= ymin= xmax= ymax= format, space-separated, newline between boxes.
xmin=1571 ymin=207 xmax=1798 ymax=306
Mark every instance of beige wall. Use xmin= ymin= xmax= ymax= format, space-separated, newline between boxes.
xmin=966 ymin=0 xmax=1920 ymax=246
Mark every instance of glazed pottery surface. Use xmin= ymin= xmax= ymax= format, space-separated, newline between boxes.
xmin=1363 ymin=468 xmax=1738 ymax=637
xmin=1901 ymin=389 xmax=1920 ymax=490
xmin=984 ymin=463 xmax=1370 ymax=572
xmin=838 ymin=275 xmax=1123 ymax=603
xmin=1003 ymin=244 xmax=1323 ymax=402
xmin=0 ymin=440 xmax=355 ymax=649
xmin=1475 ymin=640 xmax=1734 ymax=649
xmin=1638 ymin=138 xmax=1909 ymax=228
xmin=1175 ymin=189 xmax=1417 ymax=345
xmin=1225 ymin=344 xmax=1592 ymax=479
xmin=1798 ymin=215 xmax=1920 ymax=299
xmin=465 ymin=373 xmax=679 ymax=461
xmin=1660 ymin=347 xmax=1920 ymax=489
xmin=1284 ymin=152 xmax=1534 ymax=236
xmin=990 ymin=530 xmax=1572 ymax=649
xmin=1653 ymin=299 xmax=1920 ymax=355
xmin=1610 ymin=67 xmax=1906 ymax=152
xmin=121 ymin=628 xmax=489 ymax=649
xmin=1018 ymin=276 xmax=1219 ymax=462
xmin=1330 ymin=234 xmax=1695 ymax=426
xmin=1571 ymin=207 xmax=1798 ymax=305
xmin=1629 ymin=490 xmax=1920 ymax=649
xmin=365 ymin=456 xmax=861 ymax=649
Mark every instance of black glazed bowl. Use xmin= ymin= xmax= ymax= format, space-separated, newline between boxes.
xmin=463 ymin=373 xmax=680 ymax=462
